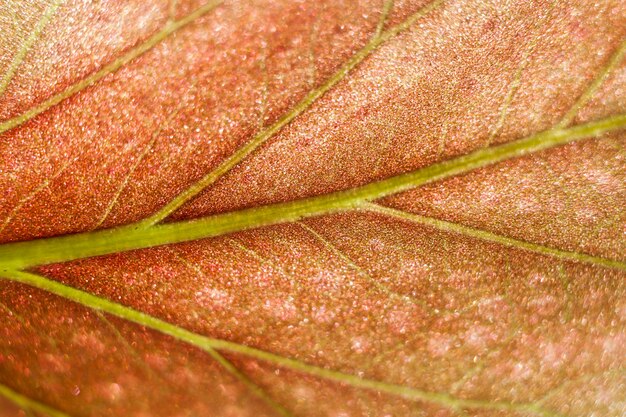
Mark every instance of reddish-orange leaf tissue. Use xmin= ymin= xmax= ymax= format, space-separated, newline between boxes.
xmin=0 ymin=1 xmax=625 ymax=416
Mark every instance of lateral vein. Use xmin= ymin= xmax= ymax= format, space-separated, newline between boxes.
xmin=362 ymin=203 xmax=626 ymax=271
xmin=0 ymin=0 xmax=222 ymax=134
xmin=0 ymin=382 xmax=71 ymax=417
xmin=0 ymin=115 xmax=623 ymax=270
xmin=558 ymin=37 xmax=626 ymax=128
xmin=0 ymin=269 xmax=563 ymax=417
xmin=140 ymin=0 xmax=446 ymax=227
xmin=172 ymin=250 xmax=293 ymax=417
xmin=0 ymin=0 xmax=65 ymax=96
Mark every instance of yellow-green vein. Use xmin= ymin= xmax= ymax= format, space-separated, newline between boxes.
xmin=93 ymin=79 xmax=199 ymax=228
xmin=0 ymin=158 xmax=72 ymax=234
xmin=374 ymin=0 xmax=395 ymax=38
xmin=557 ymin=38 xmax=626 ymax=128
xmin=536 ymin=367 xmax=625 ymax=406
xmin=95 ymin=311 xmax=166 ymax=381
xmin=362 ymin=203 xmax=626 ymax=271
xmin=170 ymin=250 xmax=293 ymax=417
xmin=298 ymin=221 xmax=436 ymax=312
xmin=0 ymin=269 xmax=563 ymax=417
xmin=0 ymin=0 xmax=65 ymax=96
xmin=205 ymin=348 xmax=294 ymax=417
xmin=0 ymin=382 xmax=71 ymax=417
xmin=0 ymin=114 xmax=624 ymax=270
xmin=0 ymin=0 xmax=222 ymax=134
xmin=169 ymin=0 xmax=179 ymax=21
xmin=484 ymin=0 xmax=557 ymax=147
xmin=139 ymin=0 xmax=446 ymax=227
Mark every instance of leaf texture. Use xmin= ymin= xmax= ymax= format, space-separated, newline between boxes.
xmin=0 ymin=0 xmax=625 ymax=416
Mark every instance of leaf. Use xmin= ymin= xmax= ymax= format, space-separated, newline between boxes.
xmin=0 ymin=0 xmax=625 ymax=416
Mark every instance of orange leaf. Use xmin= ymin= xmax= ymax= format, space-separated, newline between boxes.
xmin=1 ymin=1 xmax=625 ymax=416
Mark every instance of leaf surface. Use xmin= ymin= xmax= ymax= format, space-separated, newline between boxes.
xmin=0 ymin=1 xmax=625 ymax=416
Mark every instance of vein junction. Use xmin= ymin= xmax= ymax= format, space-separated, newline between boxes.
xmin=0 ymin=114 xmax=625 ymax=270
xmin=0 ymin=269 xmax=565 ymax=417
xmin=0 ymin=1 xmax=624 ymax=416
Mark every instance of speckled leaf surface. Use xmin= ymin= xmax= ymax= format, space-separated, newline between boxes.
xmin=0 ymin=0 xmax=625 ymax=416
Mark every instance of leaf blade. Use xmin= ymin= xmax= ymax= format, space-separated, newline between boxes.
xmin=1 ymin=114 xmax=624 ymax=269
xmin=0 ymin=269 xmax=564 ymax=417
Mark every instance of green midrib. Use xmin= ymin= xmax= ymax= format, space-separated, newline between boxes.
xmin=0 ymin=113 xmax=625 ymax=270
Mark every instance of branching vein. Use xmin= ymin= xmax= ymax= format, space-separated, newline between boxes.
xmin=0 ymin=159 xmax=72 ymax=234
xmin=93 ymin=80 xmax=199 ymax=228
xmin=298 ymin=221 xmax=436 ymax=311
xmin=0 ymin=269 xmax=563 ymax=417
xmin=558 ymin=38 xmax=626 ymax=128
xmin=1 ymin=1 xmax=624 ymax=415
xmin=0 ymin=114 xmax=623 ymax=270
xmin=172 ymin=250 xmax=293 ymax=417
xmin=0 ymin=0 xmax=65 ymax=97
xmin=362 ymin=203 xmax=626 ymax=271
xmin=139 ymin=0 xmax=446 ymax=227
xmin=484 ymin=3 xmax=554 ymax=146
xmin=0 ymin=382 xmax=71 ymax=417
xmin=374 ymin=0 xmax=395 ymax=39
xmin=0 ymin=0 xmax=222 ymax=135
xmin=95 ymin=311 xmax=165 ymax=382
